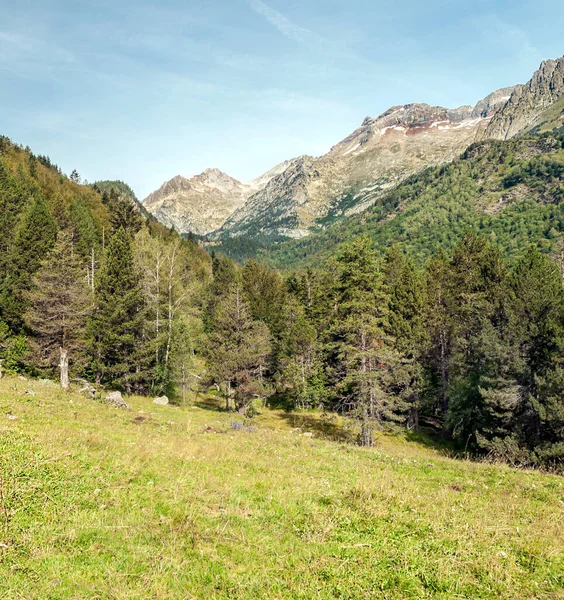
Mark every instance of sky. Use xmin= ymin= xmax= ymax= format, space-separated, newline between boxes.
xmin=0 ymin=0 xmax=563 ymax=199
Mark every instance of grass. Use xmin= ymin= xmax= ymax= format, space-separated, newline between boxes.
xmin=0 ymin=375 xmax=562 ymax=599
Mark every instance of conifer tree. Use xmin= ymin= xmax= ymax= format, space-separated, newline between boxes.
xmin=88 ymin=228 xmax=145 ymax=391
xmin=442 ymin=234 xmax=507 ymax=445
xmin=203 ymin=254 xmax=240 ymax=331
xmin=24 ymin=232 xmax=92 ymax=388
xmin=0 ymin=195 xmax=57 ymax=329
xmin=0 ymin=160 xmax=26 ymax=267
xmin=329 ymin=237 xmax=408 ymax=445
xmin=424 ymin=248 xmax=454 ymax=416
xmin=277 ymin=297 xmax=325 ymax=409
xmin=207 ymin=284 xmax=271 ymax=413
xmin=108 ymin=189 xmax=143 ymax=235
xmin=506 ymin=246 xmax=564 ymax=456
xmin=383 ymin=246 xmax=427 ymax=428
xmin=242 ymin=259 xmax=286 ymax=336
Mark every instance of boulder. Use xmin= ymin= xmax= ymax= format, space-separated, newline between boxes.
xmin=106 ymin=391 xmax=131 ymax=410
xmin=153 ymin=396 xmax=169 ymax=406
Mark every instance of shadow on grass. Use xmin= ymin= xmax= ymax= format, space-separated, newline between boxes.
xmin=404 ymin=429 xmax=458 ymax=456
xmin=192 ymin=392 xmax=459 ymax=456
xmin=274 ymin=411 xmax=353 ymax=443
xmin=193 ymin=395 xmax=225 ymax=412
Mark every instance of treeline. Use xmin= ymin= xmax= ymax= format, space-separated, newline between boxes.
xmin=201 ymin=235 xmax=563 ymax=471
xmin=0 ymin=136 xmax=211 ymax=399
xmin=1 ymin=135 xmax=562 ymax=471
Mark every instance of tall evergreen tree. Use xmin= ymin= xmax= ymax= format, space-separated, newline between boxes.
xmin=505 ymin=246 xmax=564 ymax=459
xmin=277 ymin=297 xmax=325 ymax=409
xmin=207 ymin=284 xmax=271 ymax=413
xmin=329 ymin=237 xmax=409 ymax=445
xmin=203 ymin=254 xmax=240 ymax=331
xmin=0 ymin=160 xmax=26 ymax=268
xmin=108 ymin=190 xmax=143 ymax=236
xmin=383 ymin=246 xmax=427 ymax=428
xmin=88 ymin=228 xmax=145 ymax=391
xmin=24 ymin=232 xmax=92 ymax=388
xmin=424 ymin=248 xmax=454 ymax=416
xmin=0 ymin=194 xmax=57 ymax=329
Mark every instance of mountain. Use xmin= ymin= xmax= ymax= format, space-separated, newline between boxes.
xmin=214 ymin=89 xmax=514 ymax=242
xmin=265 ymin=132 xmax=564 ymax=269
xmin=143 ymin=56 xmax=564 ymax=249
xmin=483 ymin=58 xmax=564 ymax=139
xmin=142 ymin=162 xmax=292 ymax=236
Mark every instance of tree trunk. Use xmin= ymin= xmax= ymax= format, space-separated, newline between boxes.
xmin=439 ymin=329 xmax=449 ymax=413
xmin=225 ymin=381 xmax=231 ymax=411
xmin=60 ymin=347 xmax=70 ymax=390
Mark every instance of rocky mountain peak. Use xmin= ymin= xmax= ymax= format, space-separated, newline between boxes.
xmin=144 ymin=55 xmax=564 ymax=243
xmin=472 ymin=86 xmax=517 ymax=118
xmin=483 ymin=57 xmax=564 ymax=140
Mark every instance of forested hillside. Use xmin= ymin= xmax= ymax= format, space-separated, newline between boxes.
xmin=1 ymin=135 xmax=562 ymax=471
xmin=215 ymin=133 xmax=564 ymax=267
xmin=0 ymin=136 xmax=211 ymax=397
xmin=92 ymin=179 xmax=153 ymax=221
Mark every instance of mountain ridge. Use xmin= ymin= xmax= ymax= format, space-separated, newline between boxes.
xmin=142 ymin=57 xmax=564 ymax=243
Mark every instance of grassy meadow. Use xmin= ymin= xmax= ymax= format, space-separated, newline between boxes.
xmin=0 ymin=375 xmax=563 ymax=599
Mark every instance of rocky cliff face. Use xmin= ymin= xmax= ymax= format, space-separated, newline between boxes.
xmin=483 ymin=58 xmax=564 ymax=140
xmin=143 ymin=57 xmax=564 ymax=241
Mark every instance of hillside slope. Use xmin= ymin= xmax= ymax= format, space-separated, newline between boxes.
xmin=263 ymin=133 xmax=564 ymax=268
xmin=1 ymin=375 xmax=562 ymax=599
xmin=0 ymin=136 xmax=112 ymax=260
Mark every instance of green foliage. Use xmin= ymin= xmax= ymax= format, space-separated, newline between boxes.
xmin=24 ymin=231 xmax=92 ymax=382
xmin=0 ymin=135 xmax=561 ymax=469
xmin=207 ymin=284 xmax=272 ymax=414
xmin=266 ymin=134 xmax=564 ymax=269
xmin=87 ymin=229 xmax=145 ymax=391
xmin=0 ymin=195 xmax=58 ymax=329
xmin=0 ymin=319 xmax=27 ymax=372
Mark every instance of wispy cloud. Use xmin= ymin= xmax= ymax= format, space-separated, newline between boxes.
xmin=487 ymin=17 xmax=543 ymax=67
xmin=247 ymin=0 xmax=324 ymax=46
xmin=0 ymin=29 xmax=76 ymax=82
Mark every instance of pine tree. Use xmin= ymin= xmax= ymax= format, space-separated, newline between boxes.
xmin=88 ymin=228 xmax=145 ymax=391
xmin=443 ymin=234 xmax=507 ymax=446
xmin=24 ymin=232 xmax=92 ymax=388
xmin=506 ymin=246 xmax=564 ymax=457
xmin=0 ymin=160 xmax=26 ymax=269
xmin=383 ymin=246 xmax=427 ymax=428
xmin=207 ymin=284 xmax=271 ymax=414
xmin=203 ymin=254 xmax=240 ymax=331
xmin=108 ymin=189 xmax=143 ymax=235
xmin=242 ymin=259 xmax=286 ymax=335
xmin=0 ymin=194 xmax=57 ymax=329
xmin=329 ymin=237 xmax=408 ymax=445
xmin=424 ymin=248 xmax=454 ymax=417
xmin=277 ymin=297 xmax=325 ymax=409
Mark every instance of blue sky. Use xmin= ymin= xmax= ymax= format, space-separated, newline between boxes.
xmin=0 ymin=0 xmax=562 ymax=198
